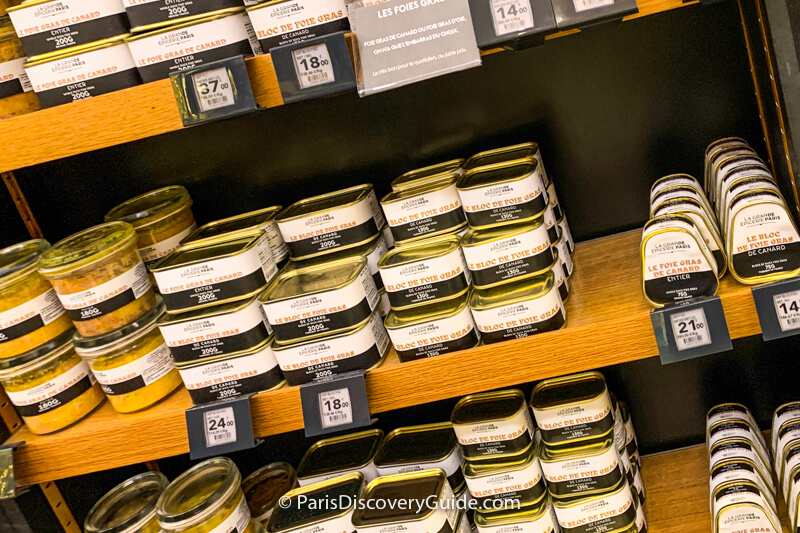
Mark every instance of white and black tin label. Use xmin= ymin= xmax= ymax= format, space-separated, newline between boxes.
xmin=57 ymin=261 xmax=151 ymax=322
xmin=541 ymin=446 xmax=624 ymax=498
xmin=8 ymin=0 xmax=129 ymax=57
xmin=470 ymin=287 xmax=564 ymax=344
xmin=91 ymin=343 xmax=175 ymax=395
xmin=772 ymin=402 xmax=800 ymax=454
xmin=555 ymin=485 xmax=636 ymax=533
xmin=547 ymin=183 xmax=562 ymax=221
xmin=274 ymin=310 xmax=388 ymax=385
xmin=124 ymin=0 xmax=245 ymax=31
xmin=155 ymin=234 xmax=276 ymax=312
xmin=712 ymin=483 xmax=776 ymax=522
xmin=264 ymin=220 xmax=289 ymax=262
xmin=730 ymin=201 xmax=800 ymax=280
xmin=277 ymin=198 xmax=378 ymax=259
xmin=127 ymin=12 xmax=260 ymax=83
xmin=0 ymin=289 xmax=66 ymax=343
xmin=367 ymin=189 xmax=387 ymax=229
xmin=708 ymin=421 xmax=769 ymax=462
xmin=476 ymin=506 xmax=558 ymax=533
xmin=6 ymin=360 xmax=97 ymax=417
xmin=533 ymin=392 xmax=614 ymax=446
xmin=263 ymin=265 xmax=378 ymax=342
xmin=378 ymin=289 xmax=390 ymax=317
xmin=249 ymin=0 xmax=348 ymax=51
xmin=158 ymin=299 xmax=272 ymax=364
xmin=558 ymin=215 xmax=574 ymax=254
xmin=299 ymin=463 xmax=379 ymax=486
xmin=376 ymin=445 xmax=464 ymax=490
xmin=179 ymin=344 xmax=282 ymax=404
xmin=380 ymin=248 xmax=470 ymax=308
xmin=467 ymin=457 xmax=546 ymax=506
xmin=715 ymin=504 xmax=780 ymax=533
xmin=544 ymin=204 xmax=558 ymax=244
xmin=710 ymin=441 xmax=770 ymax=476
xmin=365 ymin=235 xmax=389 ymax=291
xmin=388 ymin=305 xmax=479 ymax=362
xmin=25 ymin=43 xmax=141 ymax=108
xmin=458 ymin=169 xmax=546 ymax=228
xmin=462 ymin=227 xmax=553 ymax=288
xmin=0 ymin=58 xmax=33 ymax=99
xmin=555 ymin=259 xmax=569 ymax=302
xmin=556 ymin=237 xmax=573 ymax=278
xmin=139 ymin=224 xmax=197 ymax=269
xmin=711 ymin=462 xmax=775 ymax=508
xmin=453 ymin=407 xmax=534 ymax=458
xmin=708 ymin=404 xmax=758 ymax=433
xmin=383 ymin=185 xmax=466 ymax=243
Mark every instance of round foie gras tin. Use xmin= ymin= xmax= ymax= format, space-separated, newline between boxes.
xmin=156 ymin=293 xmax=271 ymax=364
xmin=125 ymin=0 xmax=244 ymax=33
xmin=727 ymin=189 xmax=800 ymax=284
xmin=707 ymin=419 xmax=771 ymax=469
xmin=707 ymin=146 xmax=758 ymax=203
xmin=553 ymin=229 xmax=573 ymax=278
xmin=457 ymin=158 xmax=547 ymax=229
xmin=23 ymin=37 xmax=141 ymax=108
xmin=468 ymin=270 xmax=565 ymax=345
xmin=384 ymin=293 xmax=480 ymax=362
xmin=780 ymin=441 xmax=800 ymax=499
xmin=378 ymin=234 xmax=470 ymax=310
xmin=719 ymin=174 xmax=779 ymax=232
xmin=540 ymin=437 xmax=624 ymax=501
xmin=464 ymin=441 xmax=547 ymax=509
xmin=710 ymin=459 xmax=776 ymax=513
xmin=474 ymin=494 xmax=559 ymax=533
xmin=247 ymin=0 xmax=348 ymax=52
xmin=640 ymin=214 xmax=719 ymax=307
xmin=651 ymin=198 xmax=727 ymax=275
xmin=175 ymin=336 xmax=283 ymax=404
xmin=553 ymin=479 xmax=638 ymax=533
xmin=272 ymin=309 xmax=389 ymax=385
xmin=705 ymin=138 xmax=749 ymax=187
xmin=650 ymin=183 xmax=717 ymax=223
xmin=392 ymin=159 xmax=466 ymax=191
xmin=451 ymin=389 xmax=535 ymax=462
xmin=712 ymin=153 xmax=767 ymax=205
xmin=297 ymin=429 xmax=383 ymax=486
xmin=650 ymin=173 xmax=706 ymax=205
xmin=267 ymin=472 xmax=363 ymax=533
xmin=7 ymin=0 xmax=129 ymax=57
xmin=530 ymin=371 xmax=614 ymax=448
xmin=715 ymin=502 xmax=781 ymax=533
xmin=772 ymin=402 xmax=800 ymax=456
xmin=151 ymin=229 xmax=278 ymax=313
xmin=260 ymin=257 xmax=379 ymax=344
xmin=125 ymin=8 xmax=261 ymax=83
xmin=276 ymin=184 xmax=385 ymax=261
xmin=709 ymin=438 xmax=772 ymax=479
xmin=373 ymin=422 xmax=465 ymax=493
xmin=711 ymin=480 xmax=779 ymax=525
xmin=552 ymin=247 xmax=569 ymax=303
xmin=460 ymin=217 xmax=554 ymax=289
xmin=381 ymin=175 xmax=467 ymax=246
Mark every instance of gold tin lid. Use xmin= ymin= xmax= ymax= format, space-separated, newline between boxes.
xmin=451 ymin=389 xmax=527 ymax=426
xmin=463 ymin=143 xmax=538 ymax=172
xmin=353 ymin=469 xmax=448 ymax=527
xmin=156 ymin=292 xmax=261 ymax=327
xmin=373 ymin=422 xmax=458 ymax=468
xmin=267 ymin=472 xmax=363 ymax=533
xmin=0 ymin=239 xmax=50 ymax=290
xmin=380 ymin=174 xmax=459 ymax=205
xmin=530 ymin=371 xmax=607 ymax=411
xmin=150 ymin=230 xmax=265 ymax=273
xmin=25 ymin=34 xmax=132 ymax=66
xmin=706 ymin=137 xmax=749 ymax=158
xmin=539 ymin=435 xmax=615 ymax=464
xmin=384 ymin=290 xmax=469 ymax=330
xmin=286 ymin=232 xmax=384 ymax=271
xmin=463 ymin=438 xmax=539 ymax=478
xmin=468 ymin=270 xmax=554 ymax=311
xmin=173 ymin=335 xmax=275 ymax=369
xmin=392 ymin=159 xmax=465 ymax=191
xmin=276 ymin=184 xmax=374 ymax=223
xmin=38 ymin=221 xmax=136 ymax=277
xmin=105 ymin=186 xmax=193 ymax=230
xmin=457 ymin=157 xmax=538 ymax=191
xmin=474 ymin=493 xmax=551 ymax=528
xmin=182 ymin=206 xmax=283 ymax=248
xmin=126 ymin=7 xmax=246 ymax=42
xmin=460 ymin=217 xmax=545 ymax=248
xmin=378 ymin=234 xmax=460 ymax=270
xmin=551 ymin=477 xmax=630 ymax=510
xmin=297 ymin=429 xmax=384 ymax=481
xmin=260 ymin=257 xmax=367 ymax=304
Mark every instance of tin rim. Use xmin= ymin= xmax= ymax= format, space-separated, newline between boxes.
xmin=456 ymin=157 xmax=538 ymax=191
xmin=182 ymin=206 xmax=283 ymax=248
xmin=374 ymin=422 xmax=458 ymax=468
xmin=276 ymin=184 xmax=374 ymax=223
xmin=272 ymin=310 xmax=383 ymax=351
xmin=380 ymin=174 xmax=459 ymax=205
xmin=287 ymin=232 xmax=384 ymax=270
xmin=297 ymin=429 xmax=384 ymax=480
xmin=157 ymin=293 xmax=260 ymax=327
xmin=378 ymin=234 xmax=460 ymax=270
xmin=105 ymin=186 xmax=192 ymax=230
xmin=468 ymin=269 xmax=555 ymax=310
xmin=126 ymin=7 xmax=246 ymax=42
xmin=268 ymin=472 xmax=363 ymax=533
xmin=463 ymin=439 xmax=539 ymax=477
xmin=391 ymin=159 xmax=465 ymax=190
xmin=85 ymin=471 xmax=168 ymax=533
xmin=460 ymin=216 xmax=545 ymax=248
xmin=259 ymin=257 xmax=367 ymax=304
xmin=384 ymin=290 xmax=470 ymax=330
xmin=354 ymin=469 xmax=448 ymax=526
xmin=150 ymin=229 xmax=264 ymax=272
xmin=394 ymin=221 xmax=469 ymax=248
xmin=38 ymin=221 xmax=136 ymax=277
xmin=25 ymin=35 xmax=132 ymax=67
xmin=474 ymin=493 xmax=551 ymax=527
xmin=463 ymin=143 xmax=538 ymax=172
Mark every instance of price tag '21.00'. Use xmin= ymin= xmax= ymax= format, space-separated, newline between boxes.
xmin=193 ymin=67 xmax=235 ymax=112
xmin=293 ymin=44 xmax=335 ymax=89
xmin=490 ymin=0 xmax=534 ymax=35
xmin=670 ymin=308 xmax=712 ymax=352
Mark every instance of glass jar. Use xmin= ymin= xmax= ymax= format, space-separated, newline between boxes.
xmin=243 ymin=463 xmax=298 ymax=526
xmin=157 ymin=457 xmax=263 ymax=533
xmin=85 ymin=471 xmax=168 ymax=533
xmin=0 ymin=328 xmax=105 ymax=434
xmin=38 ymin=222 xmax=157 ymax=337
xmin=0 ymin=240 xmax=73 ymax=358
xmin=74 ymin=296 xmax=182 ymax=413
xmin=105 ymin=186 xmax=196 ymax=278
xmin=0 ymin=20 xmax=40 ymax=118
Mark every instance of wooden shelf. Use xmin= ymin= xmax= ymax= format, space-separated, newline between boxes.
xmin=0 ymin=0 xmax=696 ymax=174
xmin=5 ymin=228 xmax=762 ymax=485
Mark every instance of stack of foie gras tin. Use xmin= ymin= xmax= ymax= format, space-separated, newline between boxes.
xmin=148 ymin=206 xmax=285 ymax=404
xmin=532 ymin=371 xmax=646 ymax=533
xmin=706 ymin=403 xmax=779 ymax=533
xmin=773 ymin=401 xmax=800 ymax=533
xmin=261 ymin=185 xmax=392 ymax=386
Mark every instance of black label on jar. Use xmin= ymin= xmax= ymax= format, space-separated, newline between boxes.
xmin=125 ymin=0 xmax=244 ymax=29
xmin=0 ymin=78 xmax=25 ymax=99
xmin=642 ymin=271 xmax=719 ymax=306
xmin=285 ymin=219 xmax=378 ymax=260
xmin=481 ymin=308 xmax=565 ymax=344
xmin=258 ymin=17 xmax=349 ymax=51
xmin=471 ymin=248 xmax=554 ymax=288
xmin=20 ymin=14 xmax=130 ymax=57
xmin=0 ymin=315 xmax=46 ymax=343
xmin=16 ymin=375 xmax=94 ymax=417
xmin=35 ymin=68 xmax=142 ymax=109
xmin=540 ymin=413 xmax=615 ymax=447
xmin=186 ymin=365 xmax=283 ymax=404
xmin=67 ymin=288 xmax=138 ymax=322
xmin=465 ymin=197 xmax=546 ymax=228
xmin=136 ymin=39 xmax=255 ymax=83
xmin=170 ymin=321 xmax=271 ymax=364
xmin=390 ymin=209 xmax=466 ymax=243
xmin=282 ymin=342 xmax=383 ymax=386
xmin=387 ymin=273 xmax=469 ymax=309
xmin=396 ymin=328 xmax=479 ymax=362
xmin=101 ymin=375 xmax=147 ymax=395
xmin=474 ymin=478 xmax=546 ymax=507
xmin=270 ymin=298 xmax=372 ymax=343
xmin=159 ymin=268 xmax=267 ymax=311
xmin=461 ymin=429 xmax=531 ymax=457
xmin=731 ymin=242 xmax=800 ymax=279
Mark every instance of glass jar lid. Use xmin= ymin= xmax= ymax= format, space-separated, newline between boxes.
xmin=0 ymin=239 xmax=50 ymax=289
xmin=243 ymin=462 xmax=297 ymax=521
xmin=73 ymin=296 xmax=165 ymax=358
xmin=38 ymin=222 xmax=136 ymax=277
xmin=105 ymin=186 xmax=193 ymax=230
xmin=0 ymin=327 xmax=75 ymax=378
xmin=85 ymin=471 xmax=169 ymax=533
xmin=157 ymin=457 xmax=241 ymax=530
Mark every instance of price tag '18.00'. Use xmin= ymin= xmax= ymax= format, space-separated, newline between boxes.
xmin=670 ymin=308 xmax=712 ymax=352
xmin=773 ymin=290 xmax=800 ymax=332
xmin=490 ymin=0 xmax=534 ymax=35
xmin=318 ymin=387 xmax=353 ymax=429
xmin=204 ymin=406 xmax=237 ymax=447
xmin=193 ymin=67 xmax=235 ymax=112
xmin=293 ymin=44 xmax=335 ymax=89
xmin=572 ymin=0 xmax=614 ymax=13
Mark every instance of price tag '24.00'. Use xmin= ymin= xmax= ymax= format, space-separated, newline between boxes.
xmin=293 ymin=44 xmax=335 ymax=89
xmin=204 ymin=406 xmax=237 ymax=447
xmin=490 ymin=0 xmax=534 ymax=35
xmin=670 ymin=308 xmax=712 ymax=352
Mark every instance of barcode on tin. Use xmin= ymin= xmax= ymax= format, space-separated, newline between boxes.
xmin=573 ymin=0 xmax=614 ymax=13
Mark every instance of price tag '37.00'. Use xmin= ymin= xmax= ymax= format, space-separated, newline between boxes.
xmin=193 ymin=67 xmax=235 ymax=112
xmin=292 ymin=44 xmax=335 ymax=89
xmin=318 ymin=388 xmax=353 ymax=429
xmin=490 ymin=0 xmax=534 ymax=35
xmin=670 ymin=308 xmax=712 ymax=352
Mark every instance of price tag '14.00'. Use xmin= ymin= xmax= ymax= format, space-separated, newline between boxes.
xmin=318 ymin=388 xmax=353 ymax=429
xmin=773 ymin=290 xmax=800 ymax=332
xmin=293 ymin=44 xmax=335 ymax=89
xmin=490 ymin=0 xmax=534 ymax=35
xmin=670 ymin=308 xmax=712 ymax=352
xmin=204 ymin=406 xmax=237 ymax=447
xmin=193 ymin=67 xmax=235 ymax=112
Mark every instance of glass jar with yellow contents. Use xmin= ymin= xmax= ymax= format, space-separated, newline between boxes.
xmin=157 ymin=457 xmax=265 ymax=533
xmin=105 ymin=186 xmax=196 ymax=278
xmin=38 ymin=222 xmax=157 ymax=338
xmin=74 ymin=296 xmax=182 ymax=413
xmin=85 ymin=471 xmax=168 ymax=533
xmin=0 ymin=240 xmax=73 ymax=359
xmin=0 ymin=328 xmax=105 ymax=434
